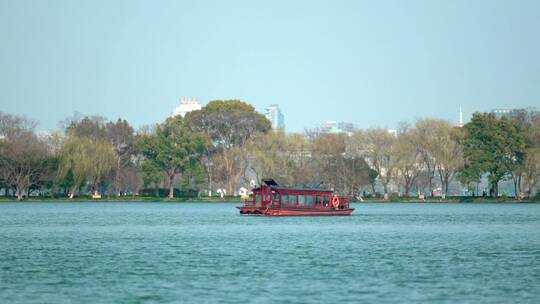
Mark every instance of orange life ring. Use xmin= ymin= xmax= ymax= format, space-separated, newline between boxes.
xmin=331 ymin=196 xmax=340 ymax=208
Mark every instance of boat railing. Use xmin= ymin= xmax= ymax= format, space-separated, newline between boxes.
xmin=243 ymin=199 xmax=272 ymax=208
xmin=244 ymin=196 xmax=351 ymax=208
xmin=339 ymin=196 xmax=351 ymax=208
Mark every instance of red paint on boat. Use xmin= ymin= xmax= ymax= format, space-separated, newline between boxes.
xmin=237 ymin=179 xmax=354 ymax=216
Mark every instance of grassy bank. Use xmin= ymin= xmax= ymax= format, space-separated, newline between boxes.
xmin=0 ymin=195 xmax=244 ymax=203
xmin=358 ymin=196 xmax=539 ymax=203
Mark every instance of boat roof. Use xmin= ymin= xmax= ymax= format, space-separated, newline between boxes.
xmin=257 ymin=179 xmax=333 ymax=193
xmin=272 ymin=186 xmax=333 ymax=193
xmin=263 ymin=179 xmax=279 ymax=186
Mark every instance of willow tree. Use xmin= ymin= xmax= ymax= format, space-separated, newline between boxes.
xmin=138 ymin=116 xmax=209 ymax=199
xmin=63 ymin=115 xmax=137 ymax=195
xmin=248 ymin=130 xmax=295 ymax=185
xmin=57 ymin=136 xmax=117 ymax=198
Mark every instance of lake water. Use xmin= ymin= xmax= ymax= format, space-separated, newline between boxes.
xmin=1 ymin=202 xmax=539 ymax=303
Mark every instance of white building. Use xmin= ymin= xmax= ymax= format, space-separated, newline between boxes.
xmin=171 ymin=98 xmax=202 ymax=117
xmin=265 ymin=104 xmax=285 ymax=130
xmin=387 ymin=129 xmax=398 ymax=137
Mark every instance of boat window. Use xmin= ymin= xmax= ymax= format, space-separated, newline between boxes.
xmin=282 ymin=195 xmax=288 ymax=205
xmin=305 ymin=195 xmax=314 ymax=206
xmin=256 ymin=194 xmax=262 ymax=203
xmin=273 ymin=193 xmax=280 ymax=202
xmin=316 ymin=195 xmax=323 ymax=205
xmin=324 ymin=196 xmax=330 ymax=206
xmin=288 ymin=195 xmax=297 ymax=206
xmin=298 ymin=195 xmax=305 ymax=206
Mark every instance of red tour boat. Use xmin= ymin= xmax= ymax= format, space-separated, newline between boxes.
xmin=237 ymin=179 xmax=354 ymax=216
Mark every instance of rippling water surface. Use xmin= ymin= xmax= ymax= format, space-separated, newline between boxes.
xmin=1 ymin=202 xmax=539 ymax=303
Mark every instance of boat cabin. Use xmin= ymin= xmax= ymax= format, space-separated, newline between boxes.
xmin=241 ymin=179 xmax=352 ymax=215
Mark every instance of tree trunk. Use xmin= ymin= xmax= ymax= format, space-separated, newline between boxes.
xmin=383 ymin=183 xmax=389 ymax=200
xmin=167 ymin=170 xmax=175 ymax=199
xmin=115 ymin=158 xmax=122 ymax=196
xmin=404 ymin=178 xmax=411 ymax=197
xmin=16 ymin=178 xmax=28 ymax=200
xmin=442 ymin=175 xmax=449 ymax=199
xmin=512 ymin=174 xmax=521 ymax=199
xmin=227 ymin=179 xmax=235 ymax=197
xmin=93 ymin=180 xmax=100 ymax=196
xmin=208 ymin=167 xmax=212 ymax=197
xmin=168 ymin=184 xmax=174 ymax=199
xmin=491 ymin=181 xmax=499 ymax=197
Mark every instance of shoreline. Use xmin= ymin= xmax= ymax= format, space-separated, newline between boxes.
xmin=0 ymin=196 xmax=244 ymax=203
xmin=0 ymin=197 xmax=537 ymax=203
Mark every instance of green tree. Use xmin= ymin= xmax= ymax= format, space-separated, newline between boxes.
xmin=509 ymin=110 xmax=540 ymax=197
xmin=458 ymin=164 xmax=483 ymax=195
xmin=64 ymin=114 xmax=108 ymax=140
xmin=141 ymin=160 xmax=163 ymax=196
xmin=462 ymin=113 xmax=526 ymax=197
xmin=138 ymin=116 xmax=209 ymax=199
xmin=187 ymin=100 xmax=271 ymax=195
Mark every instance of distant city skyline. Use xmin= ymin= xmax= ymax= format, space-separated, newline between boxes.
xmin=1 ymin=0 xmax=539 ymax=132
xmin=264 ymin=104 xmax=285 ymax=130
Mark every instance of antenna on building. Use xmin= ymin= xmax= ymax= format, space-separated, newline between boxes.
xmin=459 ymin=106 xmax=463 ymax=127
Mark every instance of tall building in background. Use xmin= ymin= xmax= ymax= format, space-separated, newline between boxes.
xmin=317 ymin=121 xmax=356 ymax=136
xmin=492 ymin=108 xmax=513 ymax=118
xmin=265 ymin=104 xmax=285 ymax=130
xmin=172 ymin=98 xmax=202 ymax=117
xmin=320 ymin=121 xmax=339 ymax=133
xmin=491 ymin=107 xmax=538 ymax=120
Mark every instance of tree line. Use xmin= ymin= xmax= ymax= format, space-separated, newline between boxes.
xmin=0 ymin=101 xmax=539 ymax=200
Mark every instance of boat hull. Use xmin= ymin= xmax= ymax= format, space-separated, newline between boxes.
xmin=237 ymin=206 xmax=354 ymax=216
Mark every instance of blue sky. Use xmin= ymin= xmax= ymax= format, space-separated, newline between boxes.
xmin=0 ymin=0 xmax=539 ymax=132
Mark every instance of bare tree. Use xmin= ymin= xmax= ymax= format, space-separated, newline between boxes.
xmin=394 ymin=126 xmax=423 ymax=196
xmin=106 ymin=119 xmax=136 ymax=195
xmin=0 ymin=113 xmax=51 ymax=199
xmin=413 ymin=119 xmax=438 ymax=195
xmin=431 ymin=121 xmax=464 ymax=198
xmin=353 ymin=129 xmax=398 ymax=199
